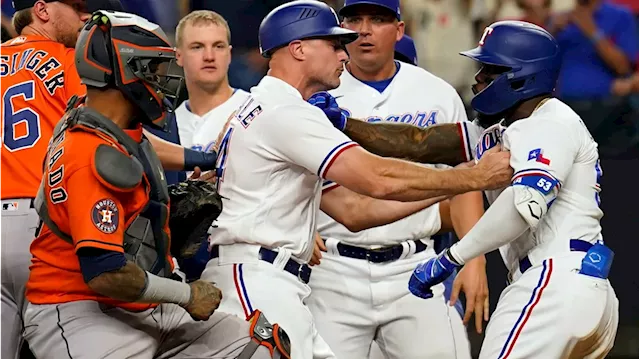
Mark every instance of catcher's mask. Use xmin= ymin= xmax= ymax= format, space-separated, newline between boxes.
xmin=75 ymin=10 xmax=184 ymax=130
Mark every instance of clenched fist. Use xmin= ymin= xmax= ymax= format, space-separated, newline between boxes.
xmin=473 ymin=147 xmax=513 ymax=190
xmin=183 ymin=280 xmax=223 ymax=321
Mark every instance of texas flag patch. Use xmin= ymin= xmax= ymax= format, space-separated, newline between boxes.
xmin=528 ymin=148 xmax=551 ymax=165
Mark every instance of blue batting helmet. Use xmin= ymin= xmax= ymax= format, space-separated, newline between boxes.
xmin=259 ymin=0 xmax=359 ymax=58
xmin=394 ymin=34 xmax=418 ymax=66
xmin=460 ymin=21 xmax=561 ymax=116
xmin=339 ymin=0 xmax=401 ymax=19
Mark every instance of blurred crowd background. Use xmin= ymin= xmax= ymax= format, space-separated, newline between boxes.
xmin=1 ymin=0 xmax=638 ymax=358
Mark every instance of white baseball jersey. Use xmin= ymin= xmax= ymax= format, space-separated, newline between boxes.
xmin=316 ymin=61 xmax=475 ymax=247
xmin=174 ymin=89 xmax=249 ymax=150
xmin=472 ymin=98 xmax=604 ymax=275
xmin=211 ymin=76 xmax=359 ymax=261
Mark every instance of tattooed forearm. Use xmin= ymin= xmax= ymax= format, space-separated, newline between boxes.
xmin=343 ymin=119 xmax=468 ymax=166
xmin=87 ymin=261 xmax=146 ymax=302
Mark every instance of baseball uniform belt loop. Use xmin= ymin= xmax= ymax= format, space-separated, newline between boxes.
xmin=518 ymin=239 xmax=594 ymax=274
xmin=209 ymin=245 xmax=311 ymax=284
xmin=324 ymin=239 xmax=428 ymax=263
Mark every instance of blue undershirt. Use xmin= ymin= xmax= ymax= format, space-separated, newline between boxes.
xmin=357 ymin=61 xmax=401 ymax=93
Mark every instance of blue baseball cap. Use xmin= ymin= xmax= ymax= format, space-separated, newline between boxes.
xmin=394 ymin=34 xmax=418 ymax=66
xmin=339 ymin=0 xmax=401 ymax=20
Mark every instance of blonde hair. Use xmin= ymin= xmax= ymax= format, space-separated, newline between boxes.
xmin=175 ymin=10 xmax=231 ymax=47
xmin=12 ymin=9 xmax=33 ymax=35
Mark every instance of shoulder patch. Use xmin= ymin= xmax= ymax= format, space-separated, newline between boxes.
xmin=93 ymin=144 xmax=143 ymax=192
xmin=92 ymin=199 xmax=119 ymax=234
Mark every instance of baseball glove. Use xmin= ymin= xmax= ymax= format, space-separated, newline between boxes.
xmin=168 ymin=180 xmax=223 ymax=259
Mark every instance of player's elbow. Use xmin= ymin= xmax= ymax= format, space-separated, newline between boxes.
xmin=78 ymin=250 xmax=143 ymax=302
xmin=86 ymin=273 xmax=117 ymax=297
xmin=341 ymin=216 xmax=369 ymax=233
xmin=365 ymin=165 xmax=400 ymax=200
xmin=326 ymin=148 xmax=397 ymax=200
xmin=321 ymin=188 xmax=371 ymax=232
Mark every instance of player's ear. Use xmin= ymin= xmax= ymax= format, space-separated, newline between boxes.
xmin=33 ymin=1 xmax=52 ymax=22
xmin=175 ymin=47 xmax=184 ymax=68
xmin=288 ymin=40 xmax=305 ymax=61
xmin=396 ymin=21 xmax=405 ymax=41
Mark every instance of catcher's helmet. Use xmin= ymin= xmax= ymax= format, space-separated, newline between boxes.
xmin=339 ymin=0 xmax=401 ymax=19
xmin=258 ymin=0 xmax=359 ymax=58
xmin=460 ymin=21 xmax=561 ymax=116
xmin=75 ymin=10 xmax=184 ymax=130
xmin=394 ymin=34 xmax=417 ymax=66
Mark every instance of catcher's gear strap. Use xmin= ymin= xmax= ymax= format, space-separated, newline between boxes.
xmin=237 ymin=310 xmax=291 ymax=359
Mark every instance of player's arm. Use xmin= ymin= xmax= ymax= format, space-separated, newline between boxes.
xmin=65 ymin=163 xmax=193 ymax=307
xmin=320 ymin=184 xmax=448 ymax=232
xmin=445 ymin=120 xmax=577 ymax=265
xmin=342 ymin=119 xmax=472 ymax=166
xmin=143 ymin=129 xmax=217 ymax=172
xmin=264 ymin=106 xmax=511 ymax=203
xmin=307 ymin=91 xmax=481 ymax=165
xmin=324 ymin=145 xmax=510 ymax=202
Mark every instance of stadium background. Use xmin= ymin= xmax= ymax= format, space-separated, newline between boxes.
xmin=1 ymin=0 xmax=637 ymax=358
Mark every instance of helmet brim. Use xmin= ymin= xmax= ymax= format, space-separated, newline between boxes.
xmin=315 ymin=27 xmax=359 ymax=45
xmin=460 ymin=47 xmax=517 ymax=68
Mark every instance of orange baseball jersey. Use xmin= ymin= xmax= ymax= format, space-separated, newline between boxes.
xmin=1 ymin=35 xmax=86 ymax=199
xmin=26 ymin=119 xmax=173 ymax=311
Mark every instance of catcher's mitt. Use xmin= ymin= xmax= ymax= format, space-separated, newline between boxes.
xmin=168 ymin=180 xmax=223 ymax=259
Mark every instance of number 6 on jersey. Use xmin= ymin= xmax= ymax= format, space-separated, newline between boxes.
xmin=2 ymin=81 xmax=41 ymax=151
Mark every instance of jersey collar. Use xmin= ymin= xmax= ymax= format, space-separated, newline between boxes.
xmin=258 ymin=75 xmax=303 ymax=100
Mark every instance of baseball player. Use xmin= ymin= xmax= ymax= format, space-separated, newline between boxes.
xmin=0 ymin=2 xmax=220 ymax=356
xmin=305 ymin=1 xmax=486 ymax=358
xmin=409 ymin=21 xmax=619 ymax=359
xmin=170 ymin=10 xmax=251 ymax=278
xmin=0 ymin=1 xmax=112 ymax=357
xmin=198 ymin=1 xmax=513 ymax=358
xmin=173 ymin=10 xmax=250 ymax=152
xmin=23 ymin=11 xmax=280 ymax=359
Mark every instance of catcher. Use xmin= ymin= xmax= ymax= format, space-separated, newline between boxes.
xmin=24 ymin=11 xmax=285 ymax=359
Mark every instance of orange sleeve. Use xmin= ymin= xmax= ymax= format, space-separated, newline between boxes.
xmin=65 ymin=166 xmax=126 ymax=253
xmin=63 ymin=49 xmax=87 ymax=101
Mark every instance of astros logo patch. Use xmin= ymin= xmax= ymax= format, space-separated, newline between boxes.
xmin=92 ymin=199 xmax=119 ymax=234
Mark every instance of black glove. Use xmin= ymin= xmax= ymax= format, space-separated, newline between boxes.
xmin=168 ymin=181 xmax=223 ymax=259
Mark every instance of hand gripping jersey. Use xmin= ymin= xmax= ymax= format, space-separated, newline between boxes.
xmin=27 ymin=106 xmax=174 ymax=311
xmin=1 ymin=35 xmax=86 ymax=199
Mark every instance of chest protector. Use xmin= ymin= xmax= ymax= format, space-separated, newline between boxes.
xmin=35 ymin=105 xmax=172 ymax=277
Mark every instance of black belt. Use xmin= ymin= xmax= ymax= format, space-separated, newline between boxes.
xmin=519 ymin=239 xmax=594 ymax=273
xmin=210 ymin=246 xmax=311 ymax=284
xmin=326 ymin=239 xmax=428 ymax=263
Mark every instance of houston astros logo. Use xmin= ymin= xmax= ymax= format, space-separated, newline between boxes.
xmin=92 ymin=199 xmax=119 ymax=234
